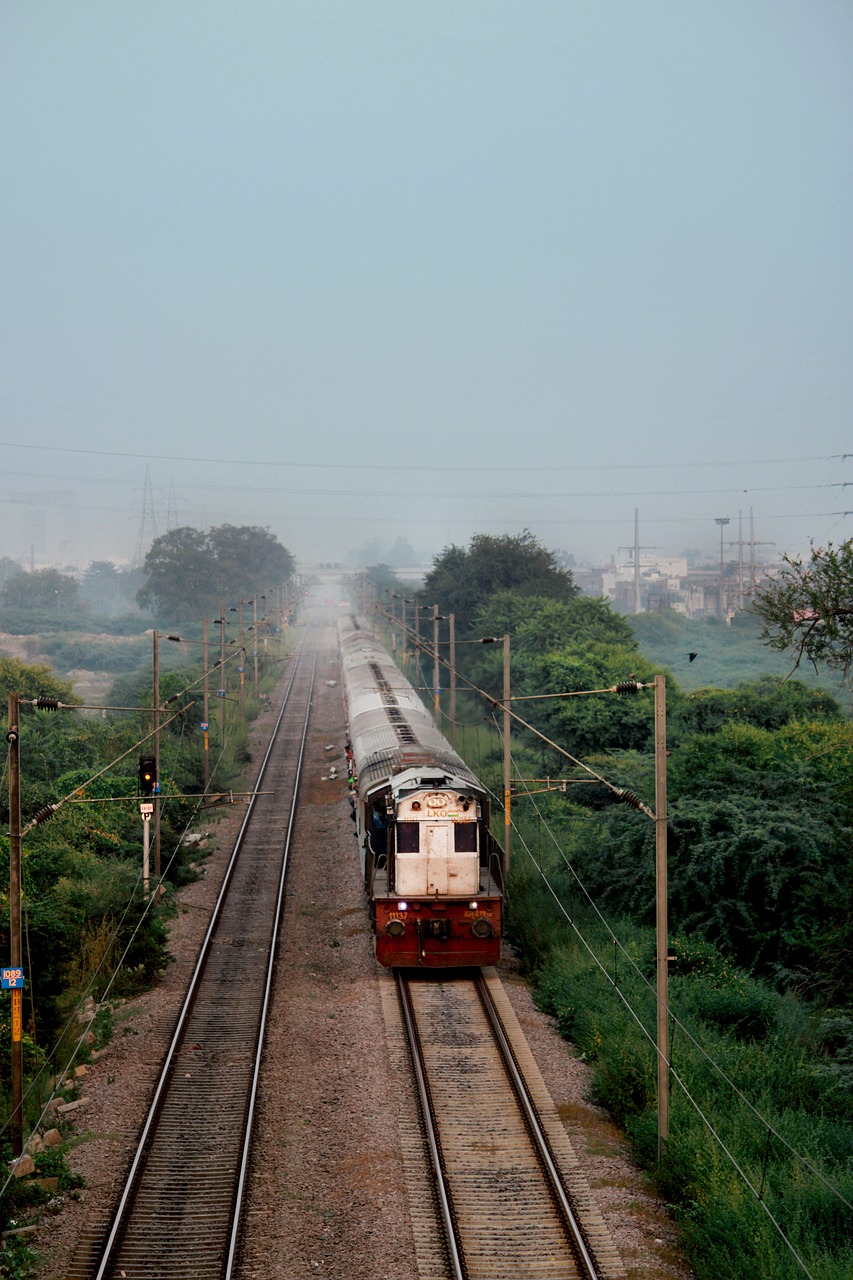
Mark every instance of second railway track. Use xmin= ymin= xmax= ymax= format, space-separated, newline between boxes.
xmin=79 ymin=630 xmax=318 ymax=1280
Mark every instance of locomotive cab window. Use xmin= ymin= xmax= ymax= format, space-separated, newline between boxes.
xmin=453 ymin=822 xmax=477 ymax=853
xmin=397 ymin=822 xmax=420 ymax=853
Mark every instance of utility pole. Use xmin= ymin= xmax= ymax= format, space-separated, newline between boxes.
xmin=634 ymin=509 xmax=641 ymax=614
xmin=741 ymin=510 xmax=773 ymax=602
xmin=152 ymin=631 xmax=160 ymax=891
xmin=219 ymin=605 xmax=226 ymax=744
xmin=750 ymin=508 xmax=755 ymax=599
xmin=738 ymin=511 xmax=744 ymax=608
xmin=449 ymin=613 xmax=456 ymax=750
xmin=202 ymin=618 xmax=210 ymax=793
xmin=260 ymin=595 xmax=268 ymax=676
xmin=238 ymin=602 xmax=245 ymax=720
xmin=654 ymin=674 xmax=669 ymax=1160
xmin=414 ymin=601 xmax=421 ymax=686
xmin=252 ymin=596 xmax=259 ymax=697
xmin=618 ymin=509 xmax=654 ymax=615
xmin=714 ymin=517 xmax=730 ymax=619
xmin=7 ymin=691 xmax=23 ymax=1158
xmin=432 ymin=605 xmax=441 ymax=721
xmin=503 ymin=634 xmax=511 ymax=879
xmin=725 ymin=514 xmax=774 ymax=611
xmin=401 ymin=594 xmax=408 ymax=675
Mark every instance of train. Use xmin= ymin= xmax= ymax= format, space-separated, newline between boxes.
xmin=339 ymin=613 xmax=504 ymax=967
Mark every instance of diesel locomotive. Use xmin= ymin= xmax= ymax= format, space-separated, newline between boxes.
xmin=339 ymin=614 xmax=503 ymax=967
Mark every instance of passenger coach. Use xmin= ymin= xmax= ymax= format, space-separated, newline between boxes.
xmin=340 ymin=615 xmax=503 ymax=967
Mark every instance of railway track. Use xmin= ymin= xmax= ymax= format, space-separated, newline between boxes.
xmin=73 ymin=631 xmax=317 ymax=1280
xmin=397 ymin=968 xmax=622 ymax=1280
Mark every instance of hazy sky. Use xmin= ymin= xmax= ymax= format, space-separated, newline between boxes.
xmin=1 ymin=1 xmax=851 ymax=572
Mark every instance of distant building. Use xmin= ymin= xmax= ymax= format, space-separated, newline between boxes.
xmin=577 ymin=552 xmax=776 ymax=619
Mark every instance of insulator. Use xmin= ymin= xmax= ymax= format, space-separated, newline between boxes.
xmin=614 ymin=788 xmax=643 ymax=810
xmin=33 ymin=803 xmax=59 ymax=826
xmin=35 ymin=696 xmax=61 ymax=711
xmin=615 ymin=680 xmax=640 ymax=696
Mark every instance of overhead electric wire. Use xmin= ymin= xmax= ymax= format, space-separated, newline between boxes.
xmin=0 ymin=464 xmax=845 ymax=502
xmin=0 ymin=438 xmax=840 ymax=474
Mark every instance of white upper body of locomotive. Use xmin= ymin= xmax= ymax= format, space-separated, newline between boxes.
xmin=340 ymin=615 xmax=487 ymax=898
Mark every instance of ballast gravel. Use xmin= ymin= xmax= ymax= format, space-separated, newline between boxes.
xmin=33 ymin=626 xmax=693 ymax=1280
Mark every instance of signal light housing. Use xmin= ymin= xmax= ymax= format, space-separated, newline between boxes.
xmin=139 ymin=755 xmax=157 ymax=797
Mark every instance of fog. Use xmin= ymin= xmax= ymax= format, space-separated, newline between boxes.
xmin=1 ymin=2 xmax=850 ymax=573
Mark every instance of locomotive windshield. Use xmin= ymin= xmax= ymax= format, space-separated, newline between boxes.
xmin=397 ymin=822 xmax=419 ymax=852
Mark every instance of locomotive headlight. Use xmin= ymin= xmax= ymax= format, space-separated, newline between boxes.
xmin=471 ymin=918 xmax=493 ymax=939
xmin=469 ymin=901 xmax=478 ymax=910
xmin=397 ymin=901 xmax=408 ymax=912
xmin=386 ymin=919 xmax=406 ymax=938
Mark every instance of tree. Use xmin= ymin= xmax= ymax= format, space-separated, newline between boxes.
xmin=463 ymin=593 xmax=639 ymax=713
xmin=137 ymin=528 xmax=211 ymax=618
xmin=478 ymin=593 xmax=635 ymax=654
xmin=365 ymin=564 xmax=402 ymax=595
xmin=674 ymin=676 xmax=841 ymax=739
xmin=137 ymin=525 xmax=294 ymax=620
xmin=0 ymin=658 xmax=75 ymax=705
xmin=82 ymin=560 xmax=121 ymax=612
xmin=754 ymin=539 xmax=853 ymax=682
xmin=420 ymin=531 xmax=576 ymax=633
xmin=0 ymin=568 xmax=81 ymax=612
xmin=524 ymin=642 xmax=662 ymax=757
xmin=206 ymin=524 xmax=295 ymax=600
xmin=0 ymin=557 xmax=21 ymax=587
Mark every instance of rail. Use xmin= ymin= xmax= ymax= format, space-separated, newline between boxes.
xmin=397 ymin=968 xmax=603 ymax=1280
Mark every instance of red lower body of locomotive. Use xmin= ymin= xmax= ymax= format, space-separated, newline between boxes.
xmin=374 ymin=892 xmax=501 ymax=967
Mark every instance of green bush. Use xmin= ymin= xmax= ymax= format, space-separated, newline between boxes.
xmin=0 ymin=1233 xmax=38 ymax=1278
xmin=33 ymin=1146 xmax=84 ymax=1192
xmin=673 ymin=972 xmax=777 ymax=1041
xmin=591 ymin=1041 xmax=654 ymax=1124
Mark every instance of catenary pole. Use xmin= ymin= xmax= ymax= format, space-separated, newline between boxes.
xmin=503 ymin=633 xmax=511 ymax=879
xmin=449 ymin=613 xmax=456 ymax=750
xmin=252 ymin=596 xmax=259 ymax=697
xmin=202 ymin=618 xmax=210 ymax=793
xmin=655 ymin=673 xmax=670 ymax=1159
xmin=219 ymin=604 xmax=226 ymax=744
xmin=432 ymin=605 xmax=440 ymax=721
xmin=152 ymin=630 xmax=160 ymax=892
xmin=7 ymin=691 xmax=23 ymax=1157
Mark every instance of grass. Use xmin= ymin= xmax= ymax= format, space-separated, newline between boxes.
xmin=506 ymin=872 xmax=853 ymax=1280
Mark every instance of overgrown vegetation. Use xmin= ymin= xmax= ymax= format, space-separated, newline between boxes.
xmin=630 ymin=607 xmax=850 ymax=697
